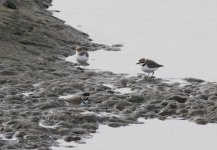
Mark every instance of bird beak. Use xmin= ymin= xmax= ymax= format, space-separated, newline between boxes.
xmin=136 ymin=62 xmax=140 ymax=64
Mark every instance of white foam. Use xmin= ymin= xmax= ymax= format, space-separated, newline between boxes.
xmin=58 ymin=94 xmax=75 ymax=99
xmin=114 ymin=88 xmax=134 ymax=94
xmin=103 ymin=84 xmax=134 ymax=94
xmin=39 ymin=120 xmax=57 ymax=129
xmin=102 ymin=84 xmax=114 ymax=89
xmin=163 ymin=78 xmax=191 ymax=87
xmin=0 ymin=133 xmax=17 ymax=141
xmin=80 ymin=111 xmax=120 ymax=118
xmin=33 ymin=82 xmax=41 ymax=87
xmin=21 ymin=92 xmax=34 ymax=96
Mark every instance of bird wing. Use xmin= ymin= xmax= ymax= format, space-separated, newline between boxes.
xmin=146 ymin=59 xmax=163 ymax=68
xmin=78 ymin=51 xmax=89 ymax=57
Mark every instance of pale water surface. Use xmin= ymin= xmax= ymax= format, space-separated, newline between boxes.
xmin=51 ymin=119 xmax=217 ymax=150
xmin=50 ymin=0 xmax=217 ymax=81
xmin=49 ymin=1 xmax=217 ymax=150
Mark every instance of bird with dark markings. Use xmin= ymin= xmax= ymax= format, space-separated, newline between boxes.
xmin=60 ymin=92 xmax=90 ymax=114
xmin=75 ymin=47 xmax=89 ymax=65
xmin=137 ymin=58 xmax=163 ymax=77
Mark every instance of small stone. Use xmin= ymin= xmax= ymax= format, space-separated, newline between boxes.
xmin=111 ymin=44 xmax=123 ymax=47
xmin=191 ymin=116 xmax=208 ymax=125
xmin=16 ymin=131 xmax=26 ymax=138
xmin=176 ymin=108 xmax=188 ymax=114
xmin=168 ymin=95 xmax=187 ymax=103
xmin=208 ymin=96 xmax=217 ymax=100
xmin=161 ymin=101 xmax=168 ymax=106
xmin=127 ymin=95 xmax=144 ymax=103
xmin=184 ymin=78 xmax=205 ymax=83
xmin=0 ymin=140 xmax=4 ymax=146
xmin=108 ymin=122 xmax=126 ymax=128
xmin=115 ymin=101 xmax=131 ymax=111
xmin=159 ymin=108 xmax=175 ymax=116
xmin=0 ymin=70 xmax=17 ymax=75
xmin=189 ymin=109 xmax=207 ymax=116
xmin=72 ymin=128 xmax=87 ymax=135
xmin=64 ymin=136 xmax=81 ymax=142
xmin=4 ymin=0 xmax=17 ymax=9
xmin=120 ymin=78 xmax=128 ymax=87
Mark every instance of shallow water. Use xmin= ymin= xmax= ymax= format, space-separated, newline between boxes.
xmin=50 ymin=0 xmax=217 ymax=81
xmin=51 ymin=119 xmax=217 ymax=150
xmin=49 ymin=1 xmax=217 ymax=150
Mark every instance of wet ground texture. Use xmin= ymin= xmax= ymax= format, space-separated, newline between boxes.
xmin=1 ymin=0 xmax=217 ymax=149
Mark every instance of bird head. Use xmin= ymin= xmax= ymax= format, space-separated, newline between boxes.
xmin=81 ymin=92 xmax=90 ymax=101
xmin=75 ymin=47 xmax=82 ymax=53
xmin=136 ymin=58 xmax=146 ymax=65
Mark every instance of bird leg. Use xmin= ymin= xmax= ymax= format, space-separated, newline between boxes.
xmin=71 ymin=107 xmax=78 ymax=116
xmin=144 ymin=74 xmax=148 ymax=80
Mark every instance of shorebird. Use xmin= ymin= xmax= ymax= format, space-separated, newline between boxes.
xmin=60 ymin=92 xmax=90 ymax=113
xmin=137 ymin=58 xmax=163 ymax=77
xmin=75 ymin=47 xmax=89 ymax=65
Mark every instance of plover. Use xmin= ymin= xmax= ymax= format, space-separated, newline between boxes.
xmin=61 ymin=92 xmax=90 ymax=113
xmin=75 ymin=47 xmax=89 ymax=65
xmin=137 ymin=58 xmax=163 ymax=77
xmin=63 ymin=92 xmax=90 ymax=106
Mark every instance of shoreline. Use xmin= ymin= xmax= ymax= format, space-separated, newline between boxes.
xmin=1 ymin=0 xmax=217 ymax=149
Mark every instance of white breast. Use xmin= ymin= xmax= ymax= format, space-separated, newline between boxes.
xmin=76 ymin=54 xmax=88 ymax=64
xmin=142 ymin=65 xmax=158 ymax=73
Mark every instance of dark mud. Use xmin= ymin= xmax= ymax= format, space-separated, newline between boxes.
xmin=1 ymin=0 xmax=217 ymax=149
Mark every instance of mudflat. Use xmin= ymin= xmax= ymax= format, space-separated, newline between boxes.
xmin=0 ymin=0 xmax=217 ymax=149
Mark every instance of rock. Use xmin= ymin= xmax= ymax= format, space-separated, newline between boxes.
xmin=167 ymin=102 xmax=177 ymax=109
xmin=0 ymin=70 xmax=17 ymax=75
xmin=176 ymin=108 xmax=188 ymax=115
xmin=81 ymin=122 xmax=98 ymax=131
xmin=101 ymin=99 xmax=119 ymax=108
xmin=144 ymin=104 xmax=160 ymax=112
xmin=208 ymin=96 xmax=217 ymax=100
xmin=4 ymin=133 xmax=14 ymax=139
xmin=77 ymin=115 xmax=98 ymax=123
xmin=189 ymin=109 xmax=207 ymax=116
xmin=184 ymin=78 xmax=205 ymax=83
xmin=191 ymin=116 xmax=208 ymax=125
xmin=34 ymin=0 xmax=52 ymax=8
xmin=127 ymin=95 xmax=144 ymax=103
xmin=39 ymin=100 xmax=64 ymax=110
xmin=4 ymin=0 xmax=17 ymax=9
xmin=120 ymin=78 xmax=128 ymax=87
xmin=198 ymin=94 xmax=208 ymax=100
xmin=72 ymin=128 xmax=87 ymax=135
xmin=58 ymin=128 xmax=71 ymax=135
xmin=64 ymin=136 xmax=81 ymax=142
xmin=15 ymin=131 xmax=26 ymax=138
xmin=168 ymin=95 xmax=187 ymax=103
xmin=104 ymin=47 xmax=121 ymax=51
xmin=111 ymin=44 xmax=123 ymax=47
xmin=183 ymin=88 xmax=192 ymax=94
xmin=108 ymin=122 xmax=126 ymax=128
xmin=161 ymin=101 xmax=168 ymax=106
xmin=159 ymin=108 xmax=176 ymax=116
xmin=0 ymin=140 xmax=4 ymax=146
xmin=115 ymin=101 xmax=132 ymax=111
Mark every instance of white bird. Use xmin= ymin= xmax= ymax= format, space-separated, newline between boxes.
xmin=137 ymin=58 xmax=163 ymax=77
xmin=60 ymin=93 xmax=90 ymax=114
xmin=75 ymin=47 xmax=89 ymax=65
